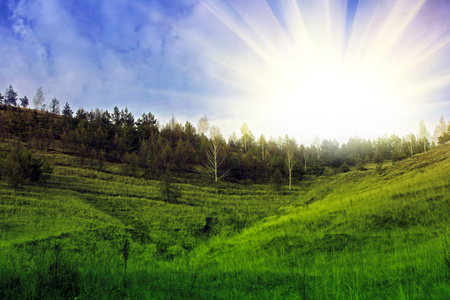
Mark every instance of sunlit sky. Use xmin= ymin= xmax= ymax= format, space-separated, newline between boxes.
xmin=1 ymin=0 xmax=450 ymax=144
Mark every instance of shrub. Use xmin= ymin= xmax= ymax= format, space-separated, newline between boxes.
xmin=271 ymin=168 xmax=284 ymax=191
xmin=356 ymin=161 xmax=367 ymax=171
xmin=0 ymin=147 xmax=52 ymax=187
xmin=375 ymin=164 xmax=386 ymax=176
xmin=159 ymin=170 xmax=181 ymax=203
xmin=340 ymin=162 xmax=350 ymax=173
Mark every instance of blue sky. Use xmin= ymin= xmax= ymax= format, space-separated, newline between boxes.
xmin=1 ymin=0 xmax=450 ymax=144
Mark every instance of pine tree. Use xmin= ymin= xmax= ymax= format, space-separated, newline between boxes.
xmin=62 ymin=102 xmax=73 ymax=117
xmin=271 ymin=168 xmax=284 ymax=191
xmin=373 ymin=149 xmax=383 ymax=163
xmin=49 ymin=97 xmax=60 ymax=114
xmin=19 ymin=96 xmax=29 ymax=108
xmin=5 ymin=85 xmax=18 ymax=106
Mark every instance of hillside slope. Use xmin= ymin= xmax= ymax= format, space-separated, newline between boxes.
xmin=0 ymin=143 xmax=449 ymax=299
xmin=188 ymin=144 xmax=450 ymax=298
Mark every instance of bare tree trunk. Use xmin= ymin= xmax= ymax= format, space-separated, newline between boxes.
xmin=287 ymin=151 xmax=294 ymax=190
xmin=205 ymin=126 xmax=229 ymax=185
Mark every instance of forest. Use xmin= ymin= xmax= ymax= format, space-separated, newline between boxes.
xmin=1 ymin=84 xmax=449 ymax=188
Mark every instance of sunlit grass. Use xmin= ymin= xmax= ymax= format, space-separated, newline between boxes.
xmin=0 ymin=144 xmax=449 ymax=299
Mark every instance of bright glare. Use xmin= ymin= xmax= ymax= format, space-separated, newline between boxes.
xmin=266 ymin=60 xmax=394 ymax=124
xmin=197 ymin=0 xmax=450 ymax=142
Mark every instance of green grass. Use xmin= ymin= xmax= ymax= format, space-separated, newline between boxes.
xmin=1 ymin=144 xmax=449 ymax=299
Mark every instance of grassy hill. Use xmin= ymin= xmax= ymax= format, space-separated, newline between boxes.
xmin=0 ymin=143 xmax=449 ymax=299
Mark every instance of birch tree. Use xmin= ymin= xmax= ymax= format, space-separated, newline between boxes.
xmin=240 ymin=123 xmax=250 ymax=152
xmin=418 ymin=119 xmax=428 ymax=153
xmin=404 ymin=133 xmax=414 ymax=156
xmin=284 ymin=135 xmax=296 ymax=190
xmin=312 ymin=136 xmax=325 ymax=160
xmin=433 ymin=116 xmax=447 ymax=142
xmin=197 ymin=115 xmax=209 ymax=136
xmin=205 ymin=126 xmax=228 ymax=185
xmin=300 ymin=144 xmax=308 ymax=171
xmin=33 ymin=87 xmax=45 ymax=109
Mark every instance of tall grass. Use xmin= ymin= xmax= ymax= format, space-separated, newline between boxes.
xmin=0 ymin=144 xmax=449 ymax=299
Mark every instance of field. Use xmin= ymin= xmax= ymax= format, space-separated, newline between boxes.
xmin=0 ymin=143 xmax=449 ymax=299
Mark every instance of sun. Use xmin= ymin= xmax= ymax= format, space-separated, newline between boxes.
xmin=257 ymin=56 xmax=402 ymax=135
xmin=200 ymin=0 xmax=450 ymax=141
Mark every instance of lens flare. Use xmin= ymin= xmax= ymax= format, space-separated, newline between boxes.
xmin=196 ymin=0 xmax=450 ymax=141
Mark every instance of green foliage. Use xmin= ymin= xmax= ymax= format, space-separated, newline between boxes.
xmin=373 ymin=149 xmax=383 ymax=163
xmin=375 ymin=163 xmax=386 ymax=176
xmin=0 ymin=147 xmax=51 ymax=187
xmin=0 ymin=116 xmax=449 ymax=298
xmin=159 ymin=170 xmax=182 ymax=203
xmin=340 ymin=162 xmax=350 ymax=173
xmin=355 ymin=161 xmax=367 ymax=171
xmin=4 ymin=85 xmax=18 ymax=106
xmin=438 ymin=131 xmax=450 ymax=144
xmin=271 ymin=168 xmax=284 ymax=191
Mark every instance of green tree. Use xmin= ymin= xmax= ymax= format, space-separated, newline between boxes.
xmin=438 ymin=124 xmax=450 ymax=145
xmin=0 ymin=148 xmax=50 ymax=188
xmin=5 ymin=85 xmax=18 ymax=106
xmin=62 ymin=102 xmax=73 ymax=117
xmin=137 ymin=112 xmax=158 ymax=140
xmin=205 ymin=126 xmax=229 ymax=185
xmin=271 ymin=168 xmax=284 ymax=191
xmin=373 ymin=149 xmax=383 ymax=163
xmin=284 ymin=135 xmax=297 ymax=190
xmin=159 ymin=169 xmax=181 ymax=203
xmin=240 ymin=123 xmax=250 ymax=152
xmin=258 ymin=134 xmax=267 ymax=162
xmin=340 ymin=162 xmax=350 ymax=173
xmin=19 ymin=96 xmax=29 ymax=108
xmin=49 ymin=97 xmax=60 ymax=114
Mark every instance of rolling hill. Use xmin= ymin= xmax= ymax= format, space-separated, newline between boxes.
xmin=0 ymin=142 xmax=449 ymax=299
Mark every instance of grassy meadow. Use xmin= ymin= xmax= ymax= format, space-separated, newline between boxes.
xmin=0 ymin=143 xmax=449 ymax=299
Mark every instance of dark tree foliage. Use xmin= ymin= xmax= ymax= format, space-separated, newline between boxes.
xmin=5 ymin=85 xmax=18 ymax=106
xmin=437 ymin=122 xmax=450 ymax=145
xmin=271 ymin=168 xmax=284 ymax=191
xmin=62 ymin=102 xmax=73 ymax=117
xmin=0 ymin=84 xmax=437 ymax=185
xmin=0 ymin=147 xmax=52 ymax=187
xmin=19 ymin=96 xmax=29 ymax=108
xmin=438 ymin=132 xmax=450 ymax=144
xmin=373 ymin=150 xmax=383 ymax=164
xmin=159 ymin=169 xmax=181 ymax=203
xmin=49 ymin=97 xmax=60 ymax=114
xmin=340 ymin=162 xmax=350 ymax=173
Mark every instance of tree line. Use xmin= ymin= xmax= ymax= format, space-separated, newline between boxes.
xmin=1 ymin=85 xmax=449 ymax=188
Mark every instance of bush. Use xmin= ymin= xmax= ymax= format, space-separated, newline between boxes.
xmin=356 ymin=161 xmax=367 ymax=171
xmin=0 ymin=147 xmax=52 ymax=187
xmin=375 ymin=164 xmax=386 ymax=176
xmin=159 ymin=170 xmax=181 ymax=203
xmin=373 ymin=150 xmax=383 ymax=163
xmin=271 ymin=168 xmax=284 ymax=191
xmin=340 ymin=162 xmax=350 ymax=173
